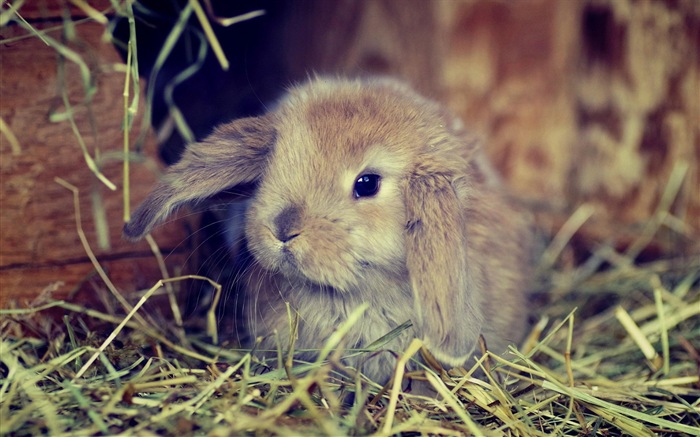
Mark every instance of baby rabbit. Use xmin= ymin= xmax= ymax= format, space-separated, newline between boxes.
xmin=124 ymin=77 xmax=534 ymax=383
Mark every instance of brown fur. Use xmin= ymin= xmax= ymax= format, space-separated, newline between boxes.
xmin=124 ymin=77 xmax=534 ymax=382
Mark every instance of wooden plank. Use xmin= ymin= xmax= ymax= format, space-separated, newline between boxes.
xmin=12 ymin=0 xmax=114 ymax=21
xmin=2 ymin=0 xmax=697 ymax=310
xmin=0 ymin=21 xmax=189 ymax=307
xmin=443 ymin=0 xmax=700 ymax=248
xmin=0 ymin=253 xmax=187 ymax=308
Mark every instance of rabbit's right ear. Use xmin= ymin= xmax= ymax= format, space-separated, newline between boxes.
xmin=123 ymin=115 xmax=276 ymax=240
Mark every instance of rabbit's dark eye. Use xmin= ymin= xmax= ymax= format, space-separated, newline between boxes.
xmin=354 ymin=174 xmax=381 ymax=198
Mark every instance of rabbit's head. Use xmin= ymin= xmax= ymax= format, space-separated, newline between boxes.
xmin=126 ymin=78 xmax=492 ymax=366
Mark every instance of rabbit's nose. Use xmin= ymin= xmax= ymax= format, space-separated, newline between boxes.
xmin=274 ymin=205 xmax=302 ymax=243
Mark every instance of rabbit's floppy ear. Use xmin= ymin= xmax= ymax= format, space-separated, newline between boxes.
xmin=404 ymin=154 xmax=484 ymax=367
xmin=123 ymin=115 xmax=276 ymax=240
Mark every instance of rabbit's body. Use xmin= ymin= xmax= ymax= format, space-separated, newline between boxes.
xmin=243 ymin=261 xmax=414 ymax=381
xmin=125 ymin=78 xmax=533 ymax=383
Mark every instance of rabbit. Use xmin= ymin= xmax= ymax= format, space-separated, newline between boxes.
xmin=124 ymin=77 xmax=534 ymax=384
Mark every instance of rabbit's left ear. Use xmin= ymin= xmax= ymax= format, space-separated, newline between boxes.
xmin=404 ymin=157 xmax=484 ymax=366
xmin=123 ymin=114 xmax=276 ymax=240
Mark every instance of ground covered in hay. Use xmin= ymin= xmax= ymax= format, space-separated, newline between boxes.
xmin=1 ymin=239 xmax=699 ymax=436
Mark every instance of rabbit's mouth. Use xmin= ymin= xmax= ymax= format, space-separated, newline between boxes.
xmin=278 ymin=246 xmax=298 ymax=268
xmin=276 ymin=246 xmax=360 ymax=293
xmin=245 ymin=208 xmax=366 ymax=291
xmin=247 ymin=219 xmax=408 ymax=294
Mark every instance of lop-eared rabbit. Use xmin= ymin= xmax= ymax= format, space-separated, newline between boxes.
xmin=125 ymin=78 xmax=534 ymax=383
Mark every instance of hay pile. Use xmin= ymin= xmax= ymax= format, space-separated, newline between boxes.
xmin=2 ymin=228 xmax=698 ymax=436
xmin=1 ymin=2 xmax=698 ymax=436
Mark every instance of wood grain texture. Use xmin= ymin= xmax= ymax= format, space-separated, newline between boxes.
xmin=442 ymin=0 xmax=699 ymax=254
xmin=8 ymin=0 xmax=113 ymax=20
xmin=2 ymin=0 xmax=698 ymax=308
xmin=1 ymin=19 xmax=188 ymax=307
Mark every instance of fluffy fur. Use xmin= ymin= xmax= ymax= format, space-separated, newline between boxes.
xmin=124 ymin=77 xmax=534 ymax=383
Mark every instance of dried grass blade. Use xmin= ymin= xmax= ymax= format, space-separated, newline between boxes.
xmin=62 ymin=380 xmax=110 ymax=434
xmin=0 ymin=0 xmax=25 ymax=26
xmin=138 ymin=2 xmax=193 ymax=148
xmin=586 ymin=403 xmax=655 ymax=436
xmin=203 ymin=0 xmax=265 ymax=27
xmin=541 ymin=380 xmax=700 ymax=435
xmin=538 ymin=203 xmax=595 ymax=271
xmin=614 ymin=305 xmax=662 ymax=371
xmin=0 ymin=341 xmax=63 ymax=435
xmin=382 ymin=338 xmax=424 ymax=436
xmin=55 ymin=178 xmax=148 ymax=325
xmin=144 ymin=234 xmax=181 ymax=326
xmin=625 ymin=160 xmax=689 ymax=260
xmin=0 ymin=117 xmax=21 ymax=155
xmin=162 ymin=32 xmax=207 ymax=143
xmin=652 ymin=276 xmax=671 ymax=376
xmin=189 ymin=0 xmax=229 ymax=70
xmin=122 ymin=37 xmax=133 ymax=222
xmin=73 ymin=279 xmax=167 ymax=380
xmin=69 ymin=0 xmax=109 ymax=24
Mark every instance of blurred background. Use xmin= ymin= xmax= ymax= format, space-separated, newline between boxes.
xmin=1 ymin=0 xmax=698 ymax=307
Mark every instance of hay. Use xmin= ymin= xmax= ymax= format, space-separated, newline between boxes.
xmin=1 ymin=2 xmax=699 ymax=436
xmin=1 ymin=246 xmax=698 ymax=435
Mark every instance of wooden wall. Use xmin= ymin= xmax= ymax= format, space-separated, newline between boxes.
xmin=0 ymin=3 xmax=187 ymax=307
xmin=1 ymin=0 xmax=698 ymax=308
xmin=442 ymin=0 xmax=700 ymax=256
